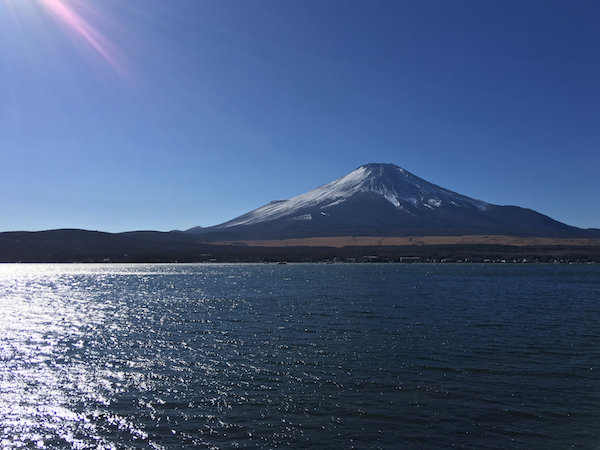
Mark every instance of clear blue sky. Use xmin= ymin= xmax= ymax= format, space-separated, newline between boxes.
xmin=1 ymin=0 xmax=598 ymax=232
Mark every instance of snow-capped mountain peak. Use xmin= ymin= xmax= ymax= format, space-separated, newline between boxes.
xmin=216 ymin=163 xmax=488 ymax=228
xmin=187 ymin=162 xmax=595 ymax=239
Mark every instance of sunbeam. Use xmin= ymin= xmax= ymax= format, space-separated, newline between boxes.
xmin=37 ymin=0 xmax=126 ymax=77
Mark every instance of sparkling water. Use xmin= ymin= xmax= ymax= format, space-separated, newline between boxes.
xmin=1 ymin=263 xmax=598 ymax=449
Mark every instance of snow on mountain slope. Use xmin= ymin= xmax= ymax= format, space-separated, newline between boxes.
xmin=215 ymin=163 xmax=488 ymax=228
xmin=186 ymin=162 xmax=600 ymax=239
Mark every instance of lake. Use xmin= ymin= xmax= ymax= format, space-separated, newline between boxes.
xmin=0 ymin=263 xmax=598 ymax=449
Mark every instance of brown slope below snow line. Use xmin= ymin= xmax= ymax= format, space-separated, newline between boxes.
xmin=212 ymin=235 xmax=600 ymax=248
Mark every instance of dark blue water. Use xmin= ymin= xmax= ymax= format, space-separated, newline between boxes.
xmin=0 ymin=263 xmax=598 ymax=449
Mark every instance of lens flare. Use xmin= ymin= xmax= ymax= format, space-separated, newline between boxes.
xmin=37 ymin=0 xmax=125 ymax=77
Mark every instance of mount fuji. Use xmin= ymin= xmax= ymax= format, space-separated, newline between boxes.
xmin=189 ymin=163 xmax=598 ymax=240
xmin=2 ymin=163 xmax=599 ymax=262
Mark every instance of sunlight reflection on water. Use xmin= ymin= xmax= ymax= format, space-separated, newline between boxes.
xmin=1 ymin=263 xmax=599 ymax=449
xmin=0 ymin=265 xmax=148 ymax=449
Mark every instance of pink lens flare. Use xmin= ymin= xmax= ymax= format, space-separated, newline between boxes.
xmin=38 ymin=0 xmax=124 ymax=76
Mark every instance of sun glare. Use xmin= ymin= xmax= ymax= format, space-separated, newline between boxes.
xmin=41 ymin=0 xmax=123 ymax=72
xmin=3 ymin=0 xmax=127 ymax=78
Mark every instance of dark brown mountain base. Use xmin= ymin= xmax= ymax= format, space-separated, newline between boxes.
xmin=1 ymin=230 xmax=599 ymax=263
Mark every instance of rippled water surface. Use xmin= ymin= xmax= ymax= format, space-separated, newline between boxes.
xmin=0 ymin=263 xmax=599 ymax=449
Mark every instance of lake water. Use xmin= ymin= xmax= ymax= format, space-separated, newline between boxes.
xmin=0 ymin=263 xmax=598 ymax=449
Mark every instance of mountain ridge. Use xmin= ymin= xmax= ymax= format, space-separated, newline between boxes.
xmin=188 ymin=163 xmax=599 ymax=240
xmin=2 ymin=163 xmax=599 ymax=263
